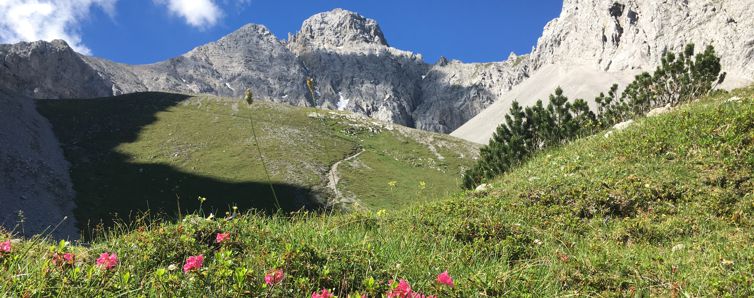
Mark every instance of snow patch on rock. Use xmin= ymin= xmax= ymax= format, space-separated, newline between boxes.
xmin=336 ymin=92 xmax=350 ymax=111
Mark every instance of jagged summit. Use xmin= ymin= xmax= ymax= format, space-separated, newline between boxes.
xmin=210 ymin=23 xmax=280 ymax=44
xmin=290 ymin=8 xmax=388 ymax=49
xmin=0 ymin=39 xmax=71 ymax=53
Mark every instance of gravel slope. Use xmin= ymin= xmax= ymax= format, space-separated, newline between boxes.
xmin=451 ymin=64 xmax=638 ymax=144
xmin=0 ymin=91 xmax=77 ymax=239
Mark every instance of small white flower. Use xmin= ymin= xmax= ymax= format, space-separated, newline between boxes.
xmin=671 ymin=244 xmax=684 ymax=252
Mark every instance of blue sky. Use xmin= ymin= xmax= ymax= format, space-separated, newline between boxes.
xmin=1 ymin=1 xmax=562 ymax=64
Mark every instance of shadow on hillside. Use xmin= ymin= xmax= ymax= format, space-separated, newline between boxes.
xmin=37 ymin=92 xmax=322 ymax=237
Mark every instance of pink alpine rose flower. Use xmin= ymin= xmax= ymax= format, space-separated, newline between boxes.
xmin=53 ymin=252 xmax=76 ymax=266
xmin=387 ymin=279 xmax=412 ymax=298
xmin=215 ymin=232 xmax=230 ymax=244
xmin=311 ymin=288 xmax=334 ymax=298
xmin=0 ymin=240 xmax=10 ymax=254
xmin=436 ymin=271 xmax=454 ymax=287
xmin=183 ymin=254 xmax=204 ymax=273
xmin=96 ymin=252 xmax=118 ymax=270
xmin=63 ymin=253 xmax=75 ymax=264
xmin=265 ymin=269 xmax=285 ymax=285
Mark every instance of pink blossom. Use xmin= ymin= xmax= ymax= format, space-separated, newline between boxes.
xmin=311 ymin=288 xmax=334 ymax=298
xmin=215 ymin=232 xmax=230 ymax=244
xmin=387 ymin=279 xmax=412 ymax=298
xmin=96 ymin=252 xmax=118 ymax=270
xmin=63 ymin=253 xmax=75 ymax=264
xmin=386 ymin=279 xmax=437 ymax=298
xmin=436 ymin=271 xmax=454 ymax=287
xmin=265 ymin=269 xmax=285 ymax=285
xmin=53 ymin=252 xmax=76 ymax=266
xmin=0 ymin=240 xmax=10 ymax=254
xmin=183 ymin=255 xmax=204 ymax=273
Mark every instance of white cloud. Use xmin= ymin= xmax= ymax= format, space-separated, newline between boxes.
xmin=0 ymin=0 xmax=117 ymax=55
xmin=155 ymin=0 xmax=222 ymax=29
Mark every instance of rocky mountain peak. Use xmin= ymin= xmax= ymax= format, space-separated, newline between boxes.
xmin=291 ymin=8 xmax=388 ymax=49
xmin=0 ymin=39 xmax=112 ymax=99
xmin=36 ymin=39 xmax=73 ymax=52
xmin=185 ymin=23 xmax=284 ymax=59
xmin=436 ymin=56 xmax=449 ymax=66
xmin=1 ymin=39 xmax=75 ymax=59
xmin=216 ymin=23 xmax=278 ymax=44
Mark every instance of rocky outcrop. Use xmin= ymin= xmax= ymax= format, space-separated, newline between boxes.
xmin=291 ymin=8 xmax=388 ymax=49
xmin=451 ymin=64 xmax=639 ymax=143
xmin=0 ymin=40 xmax=112 ymax=99
xmin=288 ymin=9 xmax=428 ymax=126
xmin=287 ymin=9 xmax=533 ymax=132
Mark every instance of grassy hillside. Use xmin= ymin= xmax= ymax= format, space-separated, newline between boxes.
xmin=3 ymin=86 xmax=752 ymax=296
xmin=36 ymin=92 xmax=478 ymax=230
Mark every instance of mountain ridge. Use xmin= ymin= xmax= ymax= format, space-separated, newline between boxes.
xmin=0 ymin=8 xmax=532 ymax=133
xmin=2 ymin=3 xmax=752 ymax=137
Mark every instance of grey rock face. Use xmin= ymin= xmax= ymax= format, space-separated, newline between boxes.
xmin=294 ymin=47 xmax=426 ymax=126
xmin=87 ymin=24 xmax=311 ymax=106
xmin=0 ymin=90 xmax=78 ymax=239
xmin=530 ymin=0 xmax=754 ymax=85
xmin=287 ymin=9 xmax=530 ymax=132
xmin=0 ymin=40 xmax=112 ymax=99
xmin=292 ymin=8 xmax=388 ymax=48
xmin=289 ymin=10 xmax=428 ymax=126
xmin=414 ymin=57 xmax=531 ymax=133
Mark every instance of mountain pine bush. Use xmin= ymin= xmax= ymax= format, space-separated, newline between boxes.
xmin=463 ymin=44 xmax=726 ymax=189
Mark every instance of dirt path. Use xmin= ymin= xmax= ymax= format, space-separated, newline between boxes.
xmin=326 ymin=148 xmax=366 ymax=201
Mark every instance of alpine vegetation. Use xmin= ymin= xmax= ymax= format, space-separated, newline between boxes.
xmin=463 ymin=44 xmax=726 ymax=189
xmin=1 ymin=84 xmax=753 ymax=296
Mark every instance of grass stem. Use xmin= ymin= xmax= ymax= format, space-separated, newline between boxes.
xmin=247 ymin=107 xmax=281 ymax=211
